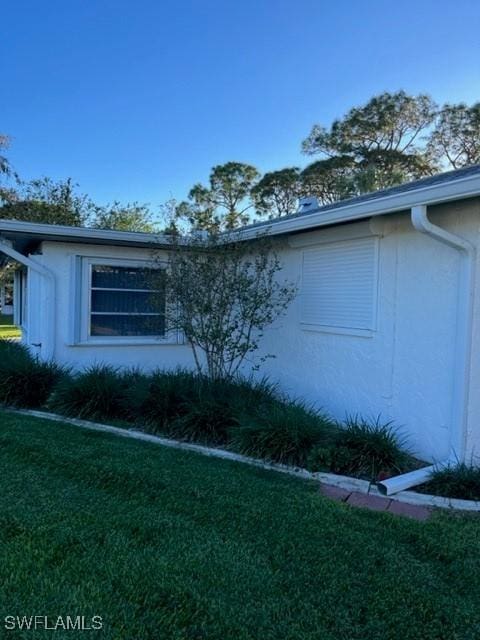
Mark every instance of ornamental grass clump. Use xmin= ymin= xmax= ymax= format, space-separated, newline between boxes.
xmin=308 ymin=415 xmax=412 ymax=481
xmin=47 ymin=364 xmax=129 ymax=421
xmin=421 ymin=462 xmax=480 ymax=501
xmin=230 ymin=401 xmax=336 ymax=466
xmin=0 ymin=339 xmax=67 ymax=409
xmin=133 ymin=371 xmax=280 ymax=444
xmin=167 ymin=394 xmax=237 ymax=445
xmin=135 ymin=369 xmax=199 ymax=433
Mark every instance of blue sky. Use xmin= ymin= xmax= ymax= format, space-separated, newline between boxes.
xmin=2 ymin=0 xmax=479 ymax=208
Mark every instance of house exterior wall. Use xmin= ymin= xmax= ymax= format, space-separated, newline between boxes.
xmin=25 ymin=242 xmax=194 ymax=371
xmin=20 ymin=197 xmax=480 ymax=463
xmin=253 ymin=198 xmax=480 ymax=463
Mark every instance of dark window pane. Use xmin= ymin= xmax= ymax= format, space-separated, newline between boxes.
xmin=91 ymin=265 xmax=163 ymax=290
xmin=91 ymin=290 xmax=162 ymax=314
xmin=90 ymin=314 xmax=165 ymax=337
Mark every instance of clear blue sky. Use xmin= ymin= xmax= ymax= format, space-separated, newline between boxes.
xmin=2 ymin=0 xmax=479 ymax=207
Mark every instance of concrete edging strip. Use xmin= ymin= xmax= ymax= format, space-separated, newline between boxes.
xmin=7 ymin=408 xmax=480 ymax=512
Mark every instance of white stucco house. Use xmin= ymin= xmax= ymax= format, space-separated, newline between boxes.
xmin=1 ymin=165 xmax=480 ymax=471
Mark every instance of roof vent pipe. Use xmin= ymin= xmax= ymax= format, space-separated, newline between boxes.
xmin=297 ymin=197 xmax=319 ymax=215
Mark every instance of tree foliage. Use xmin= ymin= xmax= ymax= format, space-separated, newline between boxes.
xmin=251 ymin=168 xmax=302 ymax=218
xmin=427 ymin=103 xmax=480 ymax=169
xmin=159 ymin=231 xmax=296 ymax=380
xmin=0 ymin=134 xmax=18 ymax=204
xmin=91 ymin=201 xmax=157 ymax=232
xmin=300 ymin=157 xmax=356 ymax=204
xmin=2 ymin=91 xmax=480 ymax=233
xmin=0 ymin=177 xmax=92 ymax=226
xmin=302 ymin=91 xmax=437 ymax=196
xmin=175 ymin=162 xmax=260 ymax=231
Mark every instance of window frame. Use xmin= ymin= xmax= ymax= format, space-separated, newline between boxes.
xmin=14 ymin=268 xmax=28 ymax=331
xmin=73 ymin=256 xmax=178 ymax=346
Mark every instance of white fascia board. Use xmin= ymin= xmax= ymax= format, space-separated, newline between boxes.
xmin=237 ymin=172 xmax=480 ymax=240
xmin=0 ymin=219 xmax=175 ymax=247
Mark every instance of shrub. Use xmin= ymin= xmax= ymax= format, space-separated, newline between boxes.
xmin=48 ymin=364 xmax=129 ymax=421
xmin=230 ymin=401 xmax=335 ymax=466
xmin=308 ymin=415 xmax=411 ymax=481
xmin=421 ymin=462 xmax=480 ymax=501
xmin=0 ymin=340 xmax=66 ymax=408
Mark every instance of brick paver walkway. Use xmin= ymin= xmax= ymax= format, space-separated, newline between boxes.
xmin=319 ymin=484 xmax=432 ymax=521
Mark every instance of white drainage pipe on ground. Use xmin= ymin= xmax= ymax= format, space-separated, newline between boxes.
xmin=377 ymin=465 xmax=436 ymax=496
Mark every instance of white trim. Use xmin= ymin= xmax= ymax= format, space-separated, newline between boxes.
xmin=72 ymin=255 xmax=177 ymax=346
xmin=0 ymin=219 xmax=174 ymax=247
xmin=300 ymin=323 xmax=375 ymax=338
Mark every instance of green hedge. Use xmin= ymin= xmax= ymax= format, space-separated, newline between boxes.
xmin=0 ymin=338 xmax=416 ymax=484
xmin=0 ymin=340 xmax=67 ymax=408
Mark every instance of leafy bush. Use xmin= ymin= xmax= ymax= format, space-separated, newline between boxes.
xmin=421 ymin=462 xmax=480 ymax=501
xmin=308 ymin=415 xmax=411 ymax=481
xmin=0 ymin=340 xmax=66 ymax=408
xmin=230 ymin=401 xmax=335 ymax=466
xmin=48 ymin=364 xmax=131 ymax=421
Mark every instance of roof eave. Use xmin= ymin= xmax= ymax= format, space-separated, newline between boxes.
xmin=0 ymin=219 xmax=176 ymax=251
xmin=237 ymin=171 xmax=480 ymax=240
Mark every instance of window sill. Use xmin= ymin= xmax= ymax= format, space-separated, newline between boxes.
xmin=300 ymin=323 xmax=375 ymax=338
xmin=71 ymin=338 xmax=181 ymax=347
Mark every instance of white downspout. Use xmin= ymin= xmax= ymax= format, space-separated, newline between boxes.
xmin=378 ymin=204 xmax=475 ymax=495
xmin=0 ymin=239 xmax=56 ymax=360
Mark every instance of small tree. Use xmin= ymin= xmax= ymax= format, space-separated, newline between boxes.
xmin=158 ymin=231 xmax=296 ymax=380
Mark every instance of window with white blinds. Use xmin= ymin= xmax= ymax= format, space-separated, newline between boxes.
xmin=301 ymin=236 xmax=378 ymax=332
xmin=70 ymin=256 xmax=176 ymax=345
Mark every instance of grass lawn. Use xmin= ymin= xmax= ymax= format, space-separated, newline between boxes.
xmin=1 ymin=412 xmax=480 ymax=639
xmin=0 ymin=313 xmax=21 ymax=339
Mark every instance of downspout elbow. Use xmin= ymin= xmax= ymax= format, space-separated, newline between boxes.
xmin=411 ymin=205 xmax=474 ymax=255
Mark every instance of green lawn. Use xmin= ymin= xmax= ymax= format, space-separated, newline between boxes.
xmin=0 ymin=313 xmax=21 ymax=339
xmin=1 ymin=412 xmax=480 ymax=639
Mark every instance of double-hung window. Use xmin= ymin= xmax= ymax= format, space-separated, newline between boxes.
xmin=73 ymin=257 xmax=170 ymax=344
